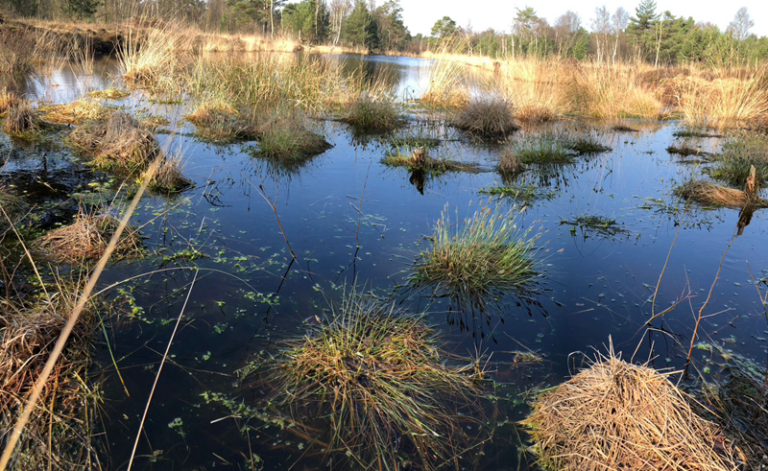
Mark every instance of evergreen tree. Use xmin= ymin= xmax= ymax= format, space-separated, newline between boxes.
xmin=627 ymin=0 xmax=660 ymax=61
xmin=374 ymin=0 xmax=409 ymax=51
xmin=283 ymin=0 xmax=328 ymax=42
xmin=343 ymin=1 xmax=377 ymax=50
xmin=65 ymin=0 xmax=99 ymax=19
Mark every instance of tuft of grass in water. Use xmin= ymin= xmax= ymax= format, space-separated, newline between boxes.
xmin=0 ymin=88 xmax=21 ymax=117
xmin=185 ymin=101 xmax=258 ymax=143
xmin=513 ymin=135 xmax=575 ymax=165
xmin=118 ymin=23 xmax=182 ymax=88
xmin=39 ymin=98 xmax=114 ymax=125
xmin=453 ymin=98 xmax=519 ymax=138
xmin=560 ymin=215 xmax=630 ymax=239
xmin=255 ymin=113 xmax=331 ymax=161
xmin=408 ymin=202 xmax=541 ymax=309
xmin=667 ymin=144 xmax=706 ymax=157
xmin=87 ymin=88 xmax=130 ymax=100
xmin=673 ymin=128 xmax=721 ymax=138
xmin=674 ymin=179 xmax=768 ymax=209
xmin=709 ymin=133 xmax=768 ymax=187
xmin=2 ymin=99 xmax=43 ymax=138
xmin=381 ymin=152 xmax=479 ymax=175
xmin=341 ymin=94 xmax=402 ymax=134
xmin=565 ymin=133 xmax=612 ymax=154
xmin=498 ymin=147 xmax=525 ymax=174
xmin=479 ymin=185 xmax=554 ymax=204
xmin=258 ymin=290 xmax=485 ymax=471
xmin=68 ymin=111 xmax=161 ymax=171
xmin=36 ymin=209 xmax=144 ymax=264
xmin=143 ymin=153 xmax=193 ymax=194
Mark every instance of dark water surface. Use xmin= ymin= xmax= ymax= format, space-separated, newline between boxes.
xmin=2 ymin=55 xmax=767 ymax=470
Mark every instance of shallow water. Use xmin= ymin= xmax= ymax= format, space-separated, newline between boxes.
xmin=2 ymin=55 xmax=767 ymax=470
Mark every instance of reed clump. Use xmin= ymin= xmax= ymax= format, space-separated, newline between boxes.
xmin=39 ymin=98 xmax=114 ymax=125
xmin=37 ymin=210 xmax=143 ymax=264
xmin=498 ymin=147 xmax=525 ymax=174
xmin=453 ymin=98 xmax=519 ymax=139
xmin=68 ymin=111 xmax=161 ymax=171
xmin=408 ymin=203 xmax=540 ymax=309
xmin=523 ymin=351 xmax=739 ymax=471
xmin=185 ymin=101 xmax=258 ymax=143
xmin=2 ymin=99 xmax=42 ymax=137
xmin=144 ymin=153 xmax=192 ymax=194
xmin=674 ymin=180 xmax=768 ymax=209
xmin=0 ymin=88 xmax=21 ymax=117
xmin=382 ymin=148 xmax=479 ymax=175
xmin=513 ymin=135 xmax=575 ymax=165
xmin=255 ymin=114 xmax=331 ymax=161
xmin=0 ymin=286 xmax=99 ymax=469
xmin=341 ymin=94 xmax=402 ymax=134
xmin=710 ymin=133 xmax=768 ymax=187
xmin=263 ymin=292 xmax=484 ymax=470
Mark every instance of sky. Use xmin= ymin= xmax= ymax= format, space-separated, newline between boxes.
xmin=398 ymin=1 xmax=768 ymax=38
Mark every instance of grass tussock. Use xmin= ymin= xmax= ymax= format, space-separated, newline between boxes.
xmin=263 ymin=292 xmax=484 ymax=470
xmin=453 ymin=98 xmax=519 ymax=138
xmin=512 ymin=135 xmax=574 ymax=165
xmin=144 ymin=153 xmax=192 ymax=194
xmin=667 ymin=144 xmax=705 ymax=156
xmin=710 ymin=133 xmax=768 ymax=187
xmin=2 ymin=99 xmax=43 ymax=137
xmin=0 ymin=286 xmax=100 ymax=469
xmin=0 ymin=88 xmax=21 ymax=116
xmin=674 ymin=180 xmax=768 ymax=209
xmin=382 ymin=148 xmax=479 ymax=175
xmin=39 ymin=98 xmax=114 ymax=125
xmin=37 ymin=210 xmax=143 ymax=264
xmin=87 ymin=88 xmax=130 ymax=100
xmin=565 ymin=133 xmax=612 ymax=154
xmin=118 ymin=24 xmax=184 ymax=87
xmin=498 ymin=147 xmax=525 ymax=174
xmin=68 ymin=111 xmax=161 ymax=171
xmin=479 ymin=185 xmax=554 ymax=204
xmin=523 ymin=350 xmax=739 ymax=471
xmin=185 ymin=101 xmax=257 ymax=143
xmin=341 ymin=94 xmax=402 ymax=134
xmin=408 ymin=202 xmax=540 ymax=309
xmin=255 ymin=114 xmax=331 ymax=161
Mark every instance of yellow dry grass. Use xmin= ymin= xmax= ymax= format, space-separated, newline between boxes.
xmin=39 ymin=98 xmax=113 ymax=125
xmin=523 ymin=350 xmax=739 ymax=471
xmin=674 ymin=180 xmax=768 ymax=208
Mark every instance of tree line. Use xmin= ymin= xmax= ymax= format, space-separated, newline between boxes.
xmin=2 ymin=0 xmax=767 ymax=64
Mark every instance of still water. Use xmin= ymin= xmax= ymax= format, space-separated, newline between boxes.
xmin=1 ymin=54 xmax=767 ymax=470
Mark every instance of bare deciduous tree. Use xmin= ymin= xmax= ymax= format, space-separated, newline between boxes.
xmin=727 ymin=6 xmax=754 ymax=41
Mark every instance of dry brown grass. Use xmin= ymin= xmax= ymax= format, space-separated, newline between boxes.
xmin=2 ymin=99 xmax=41 ymax=136
xmin=0 ymin=88 xmax=21 ymax=117
xmin=39 ymin=98 xmax=114 ymax=125
xmin=0 ymin=284 xmax=99 ymax=469
xmin=37 ymin=210 xmax=143 ymax=264
xmin=145 ymin=153 xmax=192 ymax=194
xmin=498 ymin=146 xmax=525 ymax=174
xmin=524 ymin=349 xmax=739 ymax=471
xmin=185 ymin=100 xmax=257 ymax=143
xmin=68 ymin=111 xmax=161 ymax=171
xmin=674 ymin=180 xmax=768 ymax=209
xmin=453 ymin=98 xmax=518 ymax=138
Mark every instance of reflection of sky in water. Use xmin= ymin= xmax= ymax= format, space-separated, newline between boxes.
xmin=3 ymin=55 xmax=767 ymax=470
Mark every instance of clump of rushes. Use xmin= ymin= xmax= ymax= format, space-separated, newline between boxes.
xmin=513 ymin=134 xmax=575 ymax=165
xmin=710 ymin=133 xmax=768 ymax=186
xmin=453 ymin=98 xmax=519 ymax=139
xmin=262 ymin=291 xmax=485 ymax=470
xmin=341 ymin=94 xmax=402 ymax=134
xmin=255 ymin=114 xmax=332 ymax=161
xmin=68 ymin=111 xmax=161 ymax=171
xmin=498 ymin=146 xmax=525 ymax=174
xmin=674 ymin=179 xmax=768 ymax=209
xmin=523 ymin=350 xmax=739 ymax=471
xmin=565 ymin=133 xmax=612 ymax=154
xmin=667 ymin=144 xmax=705 ymax=156
xmin=39 ymin=98 xmax=114 ymax=125
xmin=381 ymin=148 xmax=479 ymax=175
xmin=185 ymin=101 xmax=258 ymax=143
xmin=0 ymin=88 xmax=21 ymax=117
xmin=37 ymin=210 xmax=144 ymax=264
xmin=144 ymin=153 xmax=193 ymax=194
xmin=2 ymin=99 xmax=42 ymax=137
xmin=408 ymin=202 xmax=541 ymax=309
xmin=479 ymin=185 xmax=554 ymax=204
xmin=87 ymin=88 xmax=130 ymax=100
xmin=0 ymin=284 xmax=101 ymax=469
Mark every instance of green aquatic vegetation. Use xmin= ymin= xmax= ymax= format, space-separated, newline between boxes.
xmin=514 ymin=135 xmax=575 ymax=165
xmin=381 ymin=151 xmax=479 ymax=175
xmin=560 ymin=215 xmax=629 ymax=239
xmin=252 ymin=291 xmax=486 ymax=471
xmin=341 ymin=94 xmax=403 ymax=134
xmin=388 ymin=133 xmax=441 ymax=149
xmin=565 ymin=133 xmax=612 ymax=154
xmin=709 ymin=133 xmax=768 ymax=187
xmin=673 ymin=128 xmax=721 ymax=138
xmin=408 ymin=203 xmax=541 ymax=309
xmin=479 ymin=185 xmax=554 ymax=203
xmin=254 ymin=115 xmax=331 ymax=161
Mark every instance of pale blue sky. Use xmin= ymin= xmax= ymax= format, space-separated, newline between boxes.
xmin=398 ymin=1 xmax=768 ymax=37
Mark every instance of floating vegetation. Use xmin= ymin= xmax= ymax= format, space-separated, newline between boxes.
xmin=381 ymin=148 xmax=479 ymax=175
xmin=453 ymin=98 xmax=519 ymax=138
xmin=185 ymin=101 xmax=258 ymax=143
xmin=144 ymin=153 xmax=193 ymax=194
xmin=674 ymin=180 xmax=768 ymax=209
xmin=255 ymin=114 xmax=332 ymax=161
xmin=68 ymin=111 xmax=161 ymax=171
xmin=667 ymin=144 xmax=706 ymax=156
xmin=87 ymin=88 xmax=130 ymax=100
xmin=564 ymin=133 xmax=612 ymax=154
xmin=39 ymin=98 xmax=114 ymax=125
xmin=341 ymin=94 xmax=402 ymax=134
xmin=710 ymin=133 xmax=768 ymax=186
xmin=524 ymin=349 xmax=739 ymax=471
xmin=2 ymin=99 xmax=43 ymax=137
xmin=36 ymin=210 xmax=144 ymax=264
xmin=479 ymin=184 xmax=554 ymax=204
xmin=0 ymin=284 xmax=101 ymax=470
xmin=254 ymin=291 xmax=486 ymax=471
xmin=388 ymin=133 xmax=441 ymax=149
xmin=407 ymin=202 xmax=541 ymax=310
xmin=560 ymin=214 xmax=630 ymax=239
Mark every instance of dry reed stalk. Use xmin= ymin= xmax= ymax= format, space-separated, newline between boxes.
xmin=524 ymin=349 xmax=739 ymax=471
xmin=37 ymin=211 xmax=143 ymax=264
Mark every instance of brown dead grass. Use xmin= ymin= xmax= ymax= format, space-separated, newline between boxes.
xmin=37 ymin=210 xmax=143 ymax=264
xmin=524 ymin=350 xmax=739 ymax=471
xmin=0 ymin=88 xmax=21 ymax=117
xmin=39 ymin=98 xmax=114 ymax=125
xmin=145 ymin=153 xmax=192 ymax=193
xmin=453 ymin=99 xmax=519 ymax=138
xmin=674 ymin=180 xmax=768 ymax=209
xmin=2 ymin=99 xmax=41 ymax=136
xmin=498 ymin=147 xmax=525 ymax=174
xmin=185 ymin=101 xmax=258 ymax=143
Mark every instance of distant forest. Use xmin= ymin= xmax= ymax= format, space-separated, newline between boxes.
xmin=2 ymin=0 xmax=768 ymax=63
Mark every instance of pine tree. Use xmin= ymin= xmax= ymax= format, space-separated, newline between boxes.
xmin=343 ymin=1 xmax=378 ymax=50
xmin=66 ymin=0 xmax=100 ymax=19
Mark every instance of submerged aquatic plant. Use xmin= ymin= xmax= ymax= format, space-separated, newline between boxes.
xmin=408 ymin=202 xmax=541 ymax=310
xmin=381 ymin=148 xmax=479 ymax=175
xmin=259 ymin=291 xmax=485 ymax=471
